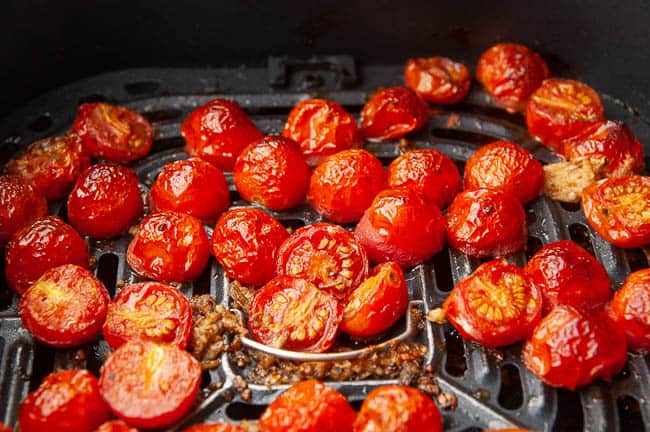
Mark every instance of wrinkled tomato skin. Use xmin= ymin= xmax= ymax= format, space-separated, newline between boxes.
xmin=582 ymin=175 xmax=650 ymax=248
xmin=5 ymin=216 xmax=89 ymax=294
xmin=211 ymin=208 xmax=289 ymax=286
xmin=67 ymin=164 xmax=143 ymax=239
xmin=282 ymin=99 xmax=361 ymax=167
xmin=404 ymin=56 xmax=471 ymax=105
xmin=353 ymin=385 xmax=443 ymax=432
xmin=5 ymin=134 xmax=90 ymax=201
xmin=607 ymin=269 xmax=650 ymax=353
xmin=127 ymin=211 xmax=209 ymax=283
xmin=249 ymin=276 xmax=342 ymax=353
xmin=476 ymin=43 xmax=550 ymax=113
xmin=19 ymin=369 xmax=110 ymax=432
xmin=183 ymin=424 xmax=244 ymax=432
xmin=307 ymin=149 xmax=385 ymax=223
xmin=233 ymin=136 xmax=309 ymax=210
xmin=149 ymin=158 xmax=230 ymax=224
xmin=464 ymin=140 xmax=544 ymax=204
xmin=443 ymin=259 xmax=542 ymax=348
xmin=523 ymin=305 xmax=627 ymax=390
xmin=0 ymin=175 xmax=47 ymax=245
xmin=258 ymin=379 xmax=355 ymax=432
xmin=93 ymin=420 xmax=139 ymax=432
xmin=361 ymin=87 xmax=428 ymax=140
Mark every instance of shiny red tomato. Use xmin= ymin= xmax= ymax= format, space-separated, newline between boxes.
xmin=404 ymin=56 xmax=470 ymax=105
xmin=0 ymin=174 xmax=47 ymax=245
xmin=5 ymin=216 xmax=89 ymax=294
xmin=183 ymin=424 xmax=244 ymax=432
xmin=361 ymin=87 xmax=428 ymax=140
xmin=258 ymin=379 xmax=355 ymax=432
xmin=67 ymin=163 xmax=143 ymax=239
xmin=282 ymin=99 xmax=361 ymax=166
xmin=0 ymin=424 xmax=11 ymax=432
xmin=307 ymin=149 xmax=385 ymax=223
xmin=523 ymin=305 xmax=627 ymax=390
xmin=19 ymin=369 xmax=110 ymax=432
xmin=355 ymin=187 xmax=446 ymax=267
xmin=93 ymin=420 xmax=138 ymax=432
xmin=276 ymin=223 xmax=368 ymax=301
xmin=73 ymin=102 xmax=152 ymax=164
xmin=127 ymin=211 xmax=209 ymax=283
xmin=211 ymin=208 xmax=289 ymax=286
xmin=248 ymin=276 xmax=342 ymax=353
xmin=607 ymin=269 xmax=650 ymax=353
xmin=233 ymin=136 xmax=309 ymax=210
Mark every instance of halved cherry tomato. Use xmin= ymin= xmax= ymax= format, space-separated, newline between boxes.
xmin=476 ymin=43 xmax=550 ymax=113
xmin=355 ymin=187 xmax=446 ymax=267
xmin=248 ymin=276 xmax=342 ymax=353
xmin=582 ymin=175 xmax=650 ymax=248
xmin=5 ymin=216 xmax=89 ymax=294
xmin=211 ymin=208 xmax=289 ymax=286
xmin=354 ymin=385 xmax=442 ymax=432
xmin=386 ymin=149 xmax=461 ymax=209
xmin=0 ymin=174 xmax=47 ymax=245
xmin=446 ymin=188 xmax=526 ymax=258
xmin=607 ymin=268 xmax=650 ymax=353
xmin=307 ymin=149 xmax=385 ymax=223
xmin=525 ymin=240 xmax=611 ymax=314
xmin=526 ymin=78 xmax=604 ymax=152
xmin=73 ymin=102 xmax=153 ymax=164
xmin=523 ymin=305 xmax=627 ymax=390
xmin=282 ymin=99 xmax=361 ymax=167
xmin=19 ymin=369 xmax=110 ymax=432
xmin=405 ymin=56 xmax=470 ymax=105
xmin=183 ymin=424 xmax=243 ymax=432
xmin=94 ymin=420 xmax=139 ymax=432
xmin=464 ymin=140 xmax=544 ymax=204
xmin=103 ymin=282 xmax=192 ymax=350
xmin=99 ymin=341 xmax=201 ymax=429
xmin=127 ymin=211 xmax=209 ymax=283
xmin=276 ymin=223 xmax=369 ymax=301
xmin=149 ymin=158 xmax=230 ymax=224
xmin=5 ymin=134 xmax=90 ymax=200
xmin=67 ymin=163 xmax=143 ymax=239
xmin=361 ymin=87 xmax=428 ymax=140
xmin=443 ymin=259 xmax=542 ymax=347
xmin=258 ymin=379 xmax=355 ymax=432
xmin=233 ymin=136 xmax=309 ymax=210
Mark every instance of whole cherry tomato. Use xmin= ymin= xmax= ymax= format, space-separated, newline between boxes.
xmin=258 ymin=379 xmax=355 ymax=432
xmin=19 ymin=369 xmax=110 ymax=432
xmin=211 ymin=208 xmax=289 ymax=286
xmin=67 ymin=163 xmax=143 ymax=239
xmin=607 ymin=268 xmax=650 ymax=353
xmin=94 ymin=421 xmax=139 ymax=432
xmin=404 ymin=56 xmax=470 ymax=105
xmin=464 ymin=140 xmax=544 ymax=204
xmin=307 ymin=149 xmax=385 ymax=223
xmin=233 ymin=136 xmax=309 ymax=210
xmin=523 ymin=305 xmax=627 ymax=390
xmin=361 ymin=87 xmax=428 ymax=140
xmin=0 ymin=174 xmax=47 ymax=245
xmin=5 ymin=216 xmax=89 ymax=294
xmin=183 ymin=424 xmax=243 ymax=432
xmin=72 ymin=102 xmax=153 ymax=164
xmin=248 ymin=276 xmax=342 ymax=353
xmin=476 ymin=43 xmax=550 ymax=113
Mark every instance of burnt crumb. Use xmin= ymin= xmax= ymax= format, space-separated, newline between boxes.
xmin=233 ymin=375 xmax=252 ymax=402
xmin=222 ymin=390 xmax=234 ymax=402
xmin=241 ymin=421 xmax=259 ymax=432
xmin=416 ymin=374 xmax=440 ymax=398
xmin=116 ymin=279 xmax=126 ymax=288
xmin=437 ymin=391 xmax=458 ymax=410
xmin=230 ymin=280 xmax=256 ymax=312
xmin=88 ymin=256 xmax=97 ymax=270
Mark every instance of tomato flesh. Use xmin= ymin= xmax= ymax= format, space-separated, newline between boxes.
xmin=361 ymin=86 xmax=428 ymax=140
xmin=607 ymin=268 xmax=650 ymax=353
xmin=0 ymin=174 xmax=47 ymax=246
xmin=93 ymin=420 xmax=138 ymax=432
xmin=405 ymin=56 xmax=471 ymax=105
xmin=183 ymin=424 xmax=244 ymax=432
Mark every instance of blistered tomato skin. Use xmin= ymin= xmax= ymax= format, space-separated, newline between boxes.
xmin=0 ymin=175 xmax=48 ymax=245
xmin=94 ymin=420 xmax=139 ymax=432
xmin=405 ymin=56 xmax=471 ymax=105
xmin=607 ymin=269 xmax=650 ymax=353
xmin=183 ymin=424 xmax=244 ymax=432
xmin=361 ymin=86 xmax=428 ymax=140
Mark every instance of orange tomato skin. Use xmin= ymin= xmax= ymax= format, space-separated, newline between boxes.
xmin=361 ymin=87 xmax=428 ymax=140
xmin=0 ymin=174 xmax=47 ymax=246
xmin=607 ymin=268 xmax=650 ymax=353
xmin=405 ymin=56 xmax=471 ymax=105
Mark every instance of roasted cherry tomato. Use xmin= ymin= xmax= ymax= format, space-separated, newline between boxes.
xmin=282 ymin=99 xmax=361 ymax=167
xmin=476 ymin=43 xmax=550 ymax=113
xmin=404 ymin=56 xmax=471 ymax=105
xmin=523 ymin=305 xmax=627 ymax=390
xmin=354 ymin=385 xmax=442 ymax=432
xmin=5 ymin=216 xmax=89 ymax=294
xmin=94 ymin=420 xmax=139 ymax=432
xmin=307 ymin=149 xmax=385 ymax=223
xmin=355 ymin=187 xmax=445 ymax=267
xmin=484 ymin=430 xmax=535 ymax=432
xmin=5 ymin=134 xmax=90 ymax=200
xmin=19 ymin=369 xmax=110 ymax=432
xmin=211 ymin=208 xmax=289 ymax=286
xmin=103 ymin=282 xmax=192 ymax=350
xmin=0 ymin=174 xmax=47 ymax=245
xmin=443 ymin=259 xmax=542 ymax=347
xmin=127 ymin=211 xmax=209 ymax=283
xmin=258 ymin=379 xmax=355 ymax=432
xmin=0 ymin=424 xmax=11 ymax=432
xmin=233 ymin=136 xmax=309 ymax=210
xmin=149 ymin=158 xmax=230 ymax=224
xmin=464 ymin=140 xmax=544 ymax=204
xmin=72 ymin=102 xmax=153 ymax=164
xmin=276 ymin=223 xmax=369 ymax=301
xmin=67 ymin=163 xmax=143 ymax=239
xmin=99 ymin=341 xmax=201 ymax=429
xmin=526 ymin=78 xmax=604 ymax=152
xmin=183 ymin=424 xmax=243 ymax=432
xmin=607 ymin=269 xmax=650 ymax=353
xmin=248 ymin=276 xmax=342 ymax=353
xmin=582 ymin=175 xmax=650 ymax=248
xmin=446 ymin=188 xmax=526 ymax=258
xmin=525 ymin=240 xmax=611 ymax=314
xmin=361 ymin=86 xmax=428 ymax=140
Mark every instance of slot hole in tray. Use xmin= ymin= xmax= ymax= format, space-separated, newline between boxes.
xmin=498 ymin=364 xmax=524 ymax=410
xmin=569 ymin=223 xmax=595 ymax=256
xmin=625 ymin=248 xmax=648 ymax=272
xmin=553 ymin=388 xmax=584 ymax=432
xmin=225 ymin=402 xmax=267 ymax=421
xmin=96 ymin=253 xmax=119 ymax=298
xmin=433 ymin=245 xmax=454 ymax=292
xmin=444 ymin=327 xmax=467 ymax=377
xmin=617 ymin=395 xmax=645 ymax=431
